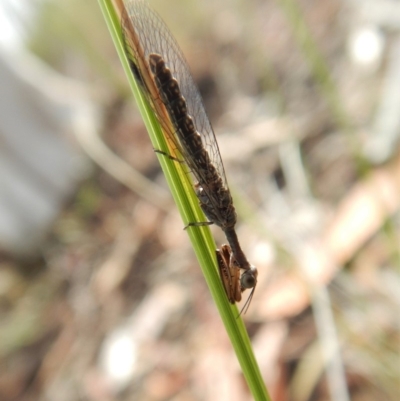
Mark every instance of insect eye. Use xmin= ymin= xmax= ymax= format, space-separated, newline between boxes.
xmin=241 ymin=271 xmax=256 ymax=289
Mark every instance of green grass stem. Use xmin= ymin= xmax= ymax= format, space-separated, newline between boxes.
xmin=97 ymin=1 xmax=270 ymax=399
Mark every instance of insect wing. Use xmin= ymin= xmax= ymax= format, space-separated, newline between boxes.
xmin=122 ymin=1 xmax=230 ymax=206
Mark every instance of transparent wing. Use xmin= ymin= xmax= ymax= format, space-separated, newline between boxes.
xmin=122 ymin=0 xmax=230 ymax=198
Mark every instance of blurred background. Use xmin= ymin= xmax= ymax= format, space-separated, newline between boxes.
xmin=0 ymin=0 xmax=399 ymax=400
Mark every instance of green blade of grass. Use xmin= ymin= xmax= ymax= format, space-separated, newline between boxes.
xmin=97 ymin=1 xmax=270 ymax=399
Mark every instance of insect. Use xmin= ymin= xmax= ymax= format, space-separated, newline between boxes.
xmin=121 ymin=0 xmax=257 ymax=310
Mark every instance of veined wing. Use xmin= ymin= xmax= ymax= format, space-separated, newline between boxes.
xmin=121 ymin=1 xmax=230 ymax=202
